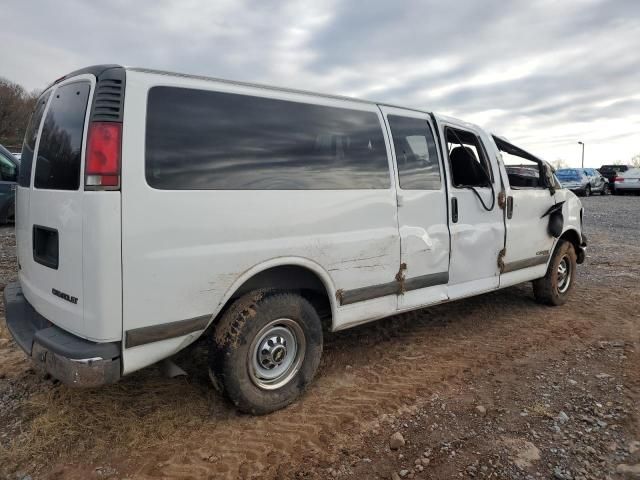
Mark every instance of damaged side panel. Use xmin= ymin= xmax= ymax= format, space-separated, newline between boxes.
xmin=379 ymin=106 xmax=452 ymax=312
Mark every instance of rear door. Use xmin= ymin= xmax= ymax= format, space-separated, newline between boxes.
xmin=585 ymin=168 xmax=603 ymax=191
xmin=19 ymin=76 xmax=94 ymax=338
xmin=380 ymin=106 xmax=449 ymax=310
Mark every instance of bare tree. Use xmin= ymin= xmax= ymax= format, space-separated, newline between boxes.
xmin=631 ymin=154 xmax=640 ymax=168
xmin=0 ymin=77 xmax=39 ymax=150
xmin=551 ymin=158 xmax=568 ymax=170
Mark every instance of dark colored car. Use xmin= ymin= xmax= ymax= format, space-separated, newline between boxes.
xmin=0 ymin=144 xmax=19 ymax=223
xmin=599 ymin=164 xmax=630 ymax=193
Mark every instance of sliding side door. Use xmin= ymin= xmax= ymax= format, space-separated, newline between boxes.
xmin=380 ymin=106 xmax=449 ymax=311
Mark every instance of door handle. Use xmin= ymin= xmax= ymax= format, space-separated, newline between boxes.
xmin=451 ymin=197 xmax=458 ymax=223
xmin=507 ymin=196 xmax=514 ymax=219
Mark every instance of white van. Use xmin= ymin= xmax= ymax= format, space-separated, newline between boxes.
xmin=4 ymin=65 xmax=586 ymax=414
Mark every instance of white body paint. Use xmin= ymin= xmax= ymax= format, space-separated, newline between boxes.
xmin=15 ymin=67 xmax=585 ymax=377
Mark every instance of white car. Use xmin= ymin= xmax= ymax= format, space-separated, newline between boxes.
xmin=4 ymin=65 xmax=586 ymax=414
xmin=614 ymin=167 xmax=640 ymax=195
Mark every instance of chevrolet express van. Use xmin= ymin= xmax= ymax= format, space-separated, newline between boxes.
xmin=4 ymin=65 xmax=586 ymax=414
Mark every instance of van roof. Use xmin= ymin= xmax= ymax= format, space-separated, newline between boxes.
xmin=129 ymin=67 xmax=491 ymax=133
xmin=52 ymin=64 xmax=483 ymax=135
xmin=127 ymin=66 xmax=434 ymax=114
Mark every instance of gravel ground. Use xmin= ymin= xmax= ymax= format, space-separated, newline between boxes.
xmin=0 ymin=194 xmax=638 ymax=480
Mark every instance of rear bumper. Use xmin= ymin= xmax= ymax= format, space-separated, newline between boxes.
xmin=3 ymin=282 xmax=121 ymax=387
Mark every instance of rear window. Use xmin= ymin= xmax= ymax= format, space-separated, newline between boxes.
xmin=34 ymin=82 xmax=91 ymax=190
xmin=601 ymin=165 xmax=628 ymax=173
xmin=145 ymin=86 xmax=390 ymax=190
xmin=19 ymin=91 xmax=50 ymax=187
xmin=556 ymin=169 xmax=581 ymax=180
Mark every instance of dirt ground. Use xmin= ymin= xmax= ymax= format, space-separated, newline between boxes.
xmin=1 ymin=195 xmax=638 ymax=480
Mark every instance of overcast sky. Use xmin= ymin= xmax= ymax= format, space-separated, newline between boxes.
xmin=2 ymin=0 xmax=639 ymax=167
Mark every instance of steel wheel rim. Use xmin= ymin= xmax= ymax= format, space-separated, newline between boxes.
xmin=557 ymin=255 xmax=572 ymax=294
xmin=248 ymin=318 xmax=306 ymax=390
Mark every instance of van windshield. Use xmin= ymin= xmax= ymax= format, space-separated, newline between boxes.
xmin=34 ymin=82 xmax=90 ymax=190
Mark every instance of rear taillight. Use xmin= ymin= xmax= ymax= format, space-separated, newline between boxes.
xmin=614 ymin=176 xmax=624 ymax=183
xmin=85 ymin=122 xmax=122 ymax=189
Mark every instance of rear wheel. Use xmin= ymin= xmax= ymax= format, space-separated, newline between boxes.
xmin=209 ymin=290 xmax=323 ymax=414
xmin=532 ymin=240 xmax=577 ymax=306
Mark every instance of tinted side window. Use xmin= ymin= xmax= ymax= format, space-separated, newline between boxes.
xmin=387 ymin=115 xmax=441 ymax=190
xmin=19 ymin=91 xmax=50 ymax=187
xmin=34 ymin=82 xmax=90 ymax=190
xmin=145 ymin=87 xmax=390 ymax=190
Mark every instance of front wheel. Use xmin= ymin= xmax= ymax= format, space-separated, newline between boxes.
xmin=209 ymin=291 xmax=323 ymax=414
xmin=532 ymin=240 xmax=577 ymax=306
xmin=585 ymin=185 xmax=591 ymax=197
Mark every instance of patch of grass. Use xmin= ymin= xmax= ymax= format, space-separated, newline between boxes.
xmin=0 ymin=371 xmax=218 ymax=477
xmin=528 ymin=403 xmax=553 ymax=418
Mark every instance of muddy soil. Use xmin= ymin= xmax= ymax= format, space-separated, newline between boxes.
xmin=0 ymin=195 xmax=638 ymax=480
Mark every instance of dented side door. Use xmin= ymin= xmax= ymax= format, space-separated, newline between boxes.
xmin=380 ymin=106 xmax=450 ymax=311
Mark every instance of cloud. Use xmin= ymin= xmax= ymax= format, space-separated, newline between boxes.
xmin=1 ymin=0 xmax=639 ymax=165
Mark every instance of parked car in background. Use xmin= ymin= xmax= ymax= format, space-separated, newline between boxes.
xmin=614 ymin=168 xmax=640 ymax=195
xmin=582 ymin=168 xmax=608 ymax=195
xmin=599 ymin=164 xmax=630 ymax=193
xmin=555 ymin=168 xmax=593 ymax=196
xmin=0 ymin=144 xmax=19 ymax=223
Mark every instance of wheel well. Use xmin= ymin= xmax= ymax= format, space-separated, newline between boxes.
xmin=559 ymin=229 xmax=581 ymax=252
xmin=215 ymin=265 xmax=333 ymax=330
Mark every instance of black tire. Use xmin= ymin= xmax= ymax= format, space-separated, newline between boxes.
xmin=209 ymin=290 xmax=323 ymax=415
xmin=532 ymin=240 xmax=577 ymax=306
xmin=585 ymin=185 xmax=591 ymax=197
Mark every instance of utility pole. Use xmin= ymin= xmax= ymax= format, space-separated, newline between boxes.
xmin=578 ymin=141 xmax=585 ymax=168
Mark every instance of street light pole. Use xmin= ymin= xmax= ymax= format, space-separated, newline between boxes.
xmin=578 ymin=141 xmax=585 ymax=168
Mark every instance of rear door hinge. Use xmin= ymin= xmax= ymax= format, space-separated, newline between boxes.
xmin=498 ymin=248 xmax=506 ymax=273
xmin=395 ymin=262 xmax=407 ymax=295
